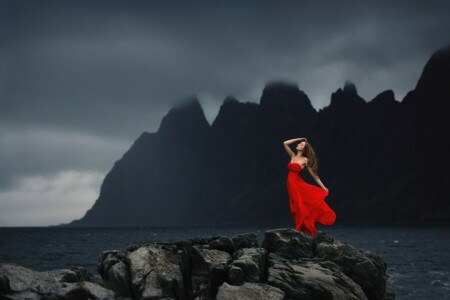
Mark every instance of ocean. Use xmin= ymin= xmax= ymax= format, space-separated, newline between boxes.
xmin=0 ymin=225 xmax=449 ymax=300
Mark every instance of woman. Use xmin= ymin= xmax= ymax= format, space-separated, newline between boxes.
xmin=283 ymin=137 xmax=336 ymax=237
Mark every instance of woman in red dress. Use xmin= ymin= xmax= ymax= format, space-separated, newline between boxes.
xmin=283 ymin=137 xmax=336 ymax=237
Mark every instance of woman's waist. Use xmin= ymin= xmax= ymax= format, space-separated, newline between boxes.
xmin=287 ymin=174 xmax=305 ymax=181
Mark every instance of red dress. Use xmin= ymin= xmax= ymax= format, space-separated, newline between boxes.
xmin=287 ymin=162 xmax=336 ymax=237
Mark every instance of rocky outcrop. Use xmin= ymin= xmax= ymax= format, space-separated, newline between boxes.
xmin=0 ymin=264 xmax=114 ymax=299
xmin=0 ymin=228 xmax=395 ymax=299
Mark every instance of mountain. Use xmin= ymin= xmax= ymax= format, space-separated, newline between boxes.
xmin=70 ymin=96 xmax=217 ymax=226
xmin=67 ymin=45 xmax=450 ymax=227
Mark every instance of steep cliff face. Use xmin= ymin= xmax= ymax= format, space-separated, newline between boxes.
xmin=71 ymin=97 xmax=218 ymax=226
xmin=69 ymin=45 xmax=450 ymax=227
xmin=386 ymin=45 xmax=450 ymax=223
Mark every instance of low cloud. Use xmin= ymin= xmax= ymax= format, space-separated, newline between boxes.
xmin=0 ymin=170 xmax=103 ymax=226
xmin=0 ymin=126 xmax=129 ymax=190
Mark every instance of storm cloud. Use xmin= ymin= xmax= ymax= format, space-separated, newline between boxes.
xmin=1 ymin=0 xmax=449 ymax=225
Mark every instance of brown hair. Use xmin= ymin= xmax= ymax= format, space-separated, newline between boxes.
xmin=298 ymin=138 xmax=319 ymax=177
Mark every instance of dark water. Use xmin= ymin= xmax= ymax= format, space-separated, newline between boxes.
xmin=0 ymin=225 xmax=449 ymax=300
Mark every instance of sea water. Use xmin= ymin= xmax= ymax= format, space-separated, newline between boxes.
xmin=0 ymin=225 xmax=449 ymax=300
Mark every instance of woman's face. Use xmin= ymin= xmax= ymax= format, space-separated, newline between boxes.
xmin=296 ymin=141 xmax=306 ymax=151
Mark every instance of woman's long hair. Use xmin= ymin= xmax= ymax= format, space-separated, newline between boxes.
xmin=298 ymin=138 xmax=319 ymax=176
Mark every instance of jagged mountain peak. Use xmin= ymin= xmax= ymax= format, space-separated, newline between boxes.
xmin=157 ymin=95 xmax=210 ymax=135
xmin=368 ymin=90 xmax=400 ymax=110
xmin=261 ymin=80 xmax=304 ymax=101
xmin=259 ymin=80 xmax=314 ymax=111
xmin=343 ymin=80 xmax=358 ymax=94
xmin=211 ymin=95 xmax=260 ymax=130
xmin=263 ymin=79 xmax=299 ymax=90
xmin=370 ymin=89 xmax=396 ymax=103
xmin=172 ymin=95 xmax=203 ymax=111
xmin=414 ymin=44 xmax=450 ymax=96
xmin=217 ymin=96 xmax=243 ymax=115
xmin=329 ymin=80 xmax=365 ymax=108
xmin=222 ymin=95 xmax=240 ymax=106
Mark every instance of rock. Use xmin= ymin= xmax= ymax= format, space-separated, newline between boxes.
xmin=127 ymin=244 xmax=184 ymax=299
xmin=216 ymin=281 xmax=285 ymax=300
xmin=98 ymin=250 xmax=132 ymax=297
xmin=267 ymin=252 xmax=367 ymax=299
xmin=209 ymin=236 xmax=234 ymax=254
xmin=226 ymin=265 xmax=245 ymax=285
xmin=44 ymin=266 xmax=92 ymax=283
xmin=209 ymin=264 xmax=228 ymax=297
xmin=185 ymin=235 xmax=222 ymax=246
xmin=70 ymin=281 xmax=117 ymax=299
xmin=190 ymin=244 xmax=232 ymax=298
xmin=0 ymin=263 xmax=115 ymax=299
xmin=231 ymin=232 xmax=258 ymax=250
xmin=261 ymin=228 xmax=314 ymax=259
xmin=314 ymin=231 xmax=388 ymax=300
xmin=384 ymin=274 xmax=396 ymax=300
xmin=230 ymin=247 xmax=267 ymax=283
xmin=0 ymin=274 xmax=11 ymax=294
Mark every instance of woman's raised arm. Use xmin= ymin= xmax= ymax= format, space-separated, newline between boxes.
xmin=283 ymin=138 xmax=307 ymax=157
xmin=283 ymin=137 xmax=306 ymax=145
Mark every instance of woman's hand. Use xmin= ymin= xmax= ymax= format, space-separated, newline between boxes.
xmin=323 ymin=187 xmax=329 ymax=194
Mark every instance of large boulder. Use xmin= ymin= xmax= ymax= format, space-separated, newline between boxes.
xmin=190 ymin=244 xmax=232 ymax=299
xmin=229 ymin=247 xmax=267 ymax=283
xmin=98 ymin=245 xmax=185 ymax=299
xmin=266 ymin=252 xmax=367 ymax=299
xmin=127 ymin=244 xmax=184 ymax=299
xmin=0 ymin=263 xmax=115 ymax=299
xmin=314 ymin=231 xmax=389 ymax=300
xmin=230 ymin=232 xmax=259 ymax=250
xmin=261 ymin=228 xmax=315 ymax=258
xmin=98 ymin=250 xmax=132 ymax=297
xmin=209 ymin=236 xmax=234 ymax=254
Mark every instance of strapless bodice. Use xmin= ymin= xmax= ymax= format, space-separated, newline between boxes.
xmin=288 ymin=162 xmax=303 ymax=172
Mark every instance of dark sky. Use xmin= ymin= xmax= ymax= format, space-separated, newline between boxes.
xmin=1 ymin=0 xmax=449 ymax=226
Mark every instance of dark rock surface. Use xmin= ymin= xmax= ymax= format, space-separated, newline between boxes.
xmin=0 ymin=264 xmax=114 ymax=299
xmin=0 ymin=228 xmax=396 ymax=299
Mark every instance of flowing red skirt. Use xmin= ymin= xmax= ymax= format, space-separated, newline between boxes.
xmin=287 ymin=162 xmax=336 ymax=237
